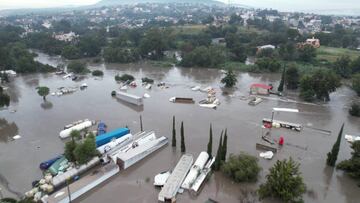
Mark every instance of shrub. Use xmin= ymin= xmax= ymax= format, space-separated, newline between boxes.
xmin=349 ymin=103 xmax=360 ymax=117
xmin=92 ymin=70 xmax=104 ymax=76
xmin=221 ymin=153 xmax=261 ymax=182
xmin=141 ymin=77 xmax=154 ymax=84
xmin=115 ymin=74 xmax=135 ymax=82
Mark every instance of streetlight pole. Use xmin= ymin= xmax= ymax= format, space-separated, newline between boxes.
xmin=66 ymin=178 xmax=71 ymax=203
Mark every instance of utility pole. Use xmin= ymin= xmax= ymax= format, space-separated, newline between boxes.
xmin=66 ymin=178 xmax=72 ymax=203
xmin=140 ymin=115 xmax=143 ymax=132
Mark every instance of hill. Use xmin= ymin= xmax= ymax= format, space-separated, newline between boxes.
xmin=96 ymin=0 xmax=224 ymax=6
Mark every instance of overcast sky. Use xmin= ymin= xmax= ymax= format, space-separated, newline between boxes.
xmin=0 ymin=0 xmax=359 ymax=10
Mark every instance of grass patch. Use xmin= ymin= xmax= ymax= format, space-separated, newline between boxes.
xmin=316 ymin=46 xmax=359 ymax=62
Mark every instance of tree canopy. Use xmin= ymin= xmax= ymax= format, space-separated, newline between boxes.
xmin=221 ymin=69 xmax=237 ymax=88
xmin=221 ymin=153 xmax=261 ymax=182
xmin=36 ymin=86 xmax=50 ymax=101
xmin=258 ymin=158 xmax=306 ymax=203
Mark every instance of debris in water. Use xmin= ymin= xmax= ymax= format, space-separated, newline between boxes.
xmin=13 ymin=135 xmax=21 ymax=140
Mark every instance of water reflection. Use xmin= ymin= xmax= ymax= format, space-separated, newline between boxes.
xmin=0 ymin=118 xmax=19 ymax=142
xmin=40 ymin=101 xmax=53 ymax=110
xmin=114 ymin=97 xmax=144 ymax=113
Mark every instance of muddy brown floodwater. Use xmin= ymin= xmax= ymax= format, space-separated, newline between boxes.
xmin=0 ymin=52 xmax=359 ymax=203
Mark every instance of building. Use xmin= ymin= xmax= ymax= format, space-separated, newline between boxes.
xmin=305 ymin=37 xmax=321 ymax=48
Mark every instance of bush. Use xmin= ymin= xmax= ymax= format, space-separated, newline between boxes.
xmin=221 ymin=153 xmax=261 ymax=182
xmin=337 ymin=141 xmax=360 ymax=180
xmin=115 ymin=74 xmax=135 ymax=82
xmin=67 ymin=61 xmax=89 ymax=74
xmin=255 ymin=57 xmax=281 ymax=72
xmin=221 ymin=69 xmax=237 ymax=88
xmin=141 ymin=77 xmax=154 ymax=84
xmin=258 ymin=158 xmax=306 ymax=203
xmin=349 ymin=103 xmax=360 ymax=117
xmin=92 ymin=70 xmax=104 ymax=76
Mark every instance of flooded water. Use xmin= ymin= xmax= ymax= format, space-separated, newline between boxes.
xmin=0 ymin=52 xmax=359 ymax=203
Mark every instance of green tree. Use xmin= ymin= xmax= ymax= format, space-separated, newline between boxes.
xmin=180 ymin=121 xmax=185 ymax=152
xmin=277 ymin=66 xmax=285 ymax=92
xmin=300 ymin=69 xmax=341 ymax=101
xmin=349 ymin=103 xmax=360 ymax=117
xmin=337 ymin=141 xmax=360 ymax=180
xmin=67 ymin=61 xmax=89 ymax=74
xmin=333 ymin=56 xmax=352 ymax=78
xmin=221 ymin=129 xmax=227 ymax=162
xmin=213 ymin=133 xmax=223 ymax=171
xmin=115 ymin=74 xmax=135 ymax=82
xmin=92 ymin=70 xmax=104 ymax=76
xmin=255 ymin=57 xmax=281 ymax=72
xmin=0 ymin=86 xmax=10 ymax=107
xmin=221 ymin=153 xmax=261 ymax=182
xmin=285 ymin=65 xmax=300 ymax=89
xmin=61 ymin=45 xmax=81 ymax=60
xmin=352 ymin=73 xmax=360 ymax=96
xmin=258 ymin=158 xmax=306 ymax=203
xmin=139 ymin=28 xmax=167 ymax=60
xmin=36 ymin=86 xmax=50 ymax=101
xmin=221 ymin=69 xmax=237 ymax=88
xmin=207 ymin=124 xmax=213 ymax=157
xmin=297 ymin=44 xmax=316 ymax=62
xmin=172 ymin=116 xmax=176 ymax=147
xmin=64 ymin=130 xmax=81 ymax=162
xmin=74 ymin=133 xmax=98 ymax=164
xmin=327 ymin=124 xmax=344 ymax=167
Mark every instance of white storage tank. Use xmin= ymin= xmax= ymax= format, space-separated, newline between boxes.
xmin=181 ymin=151 xmax=209 ymax=189
xmin=59 ymin=120 xmax=93 ymax=139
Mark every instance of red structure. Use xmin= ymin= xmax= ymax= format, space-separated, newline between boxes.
xmin=279 ymin=136 xmax=284 ymax=145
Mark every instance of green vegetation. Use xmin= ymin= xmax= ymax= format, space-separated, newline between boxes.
xmin=62 ymin=45 xmax=81 ymax=59
xmin=300 ymin=69 xmax=341 ymax=102
xmin=207 ymin=124 xmax=213 ymax=157
xmin=285 ymin=65 xmax=300 ymax=89
xmin=74 ymin=133 xmax=98 ymax=164
xmin=92 ymin=70 xmax=104 ymax=76
xmin=213 ymin=132 xmax=223 ymax=171
xmin=337 ymin=141 xmax=360 ymax=182
xmin=353 ymin=73 xmax=360 ymax=96
xmin=221 ymin=129 xmax=227 ymax=162
xmin=67 ymin=61 xmax=89 ymax=74
xmin=0 ymin=86 xmax=10 ymax=107
xmin=349 ymin=103 xmax=360 ymax=117
xmin=103 ymin=47 xmax=140 ymax=63
xmin=327 ymin=124 xmax=344 ymax=167
xmin=180 ymin=46 xmax=225 ymax=68
xmin=141 ymin=77 xmax=154 ymax=84
xmin=221 ymin=69 xmax=237 ymax=88
xmin=317 ymin=46 xmax=360 ymax=62
xmin=278 ymin=67 xmax=285 ymax=92
xmin=298 ymin=44 xmax=317 ymax=62
xmin=36 ymin=86 xmax=50 ymax=101
xmin=221 ymin=153 xmax=261 ymax=182
xmin=0 ymin=197 xmax=36 ymax=203
xmin=180 ymin=121 xmax=185 ymax=153
xmin=258 ymin=158 xmax=306 ymax=203
xmin=115 ymin=73 xmax=135 ymax=82
xmin=172 ymin=116 xmax=176 ymax=147
xmin=255 ymin=58 xmax=281 ymax=72
xmin=64 ymin=130 xmax=98 ymax=164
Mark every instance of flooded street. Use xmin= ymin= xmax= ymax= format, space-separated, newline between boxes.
xmin=1 ymin=52 xmax=360 ymax=203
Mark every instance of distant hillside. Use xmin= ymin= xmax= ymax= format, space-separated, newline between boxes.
xmin=96 ymin=0 xmax=224 ymax=6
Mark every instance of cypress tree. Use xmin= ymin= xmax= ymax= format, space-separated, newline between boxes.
xmin=221 ymin=129 xmax=228 ymax=162
xmin=207 ymin=124 xmax=213 ymax=157
xmin=180 ymin=121 xmax=186 ymax=152
xmin=326 ymin=123 xmax=344 ymax=167
xmin=172 ymin=116 xmax=176 ymax=147
xmin=214 ymin=134 xmax=223 ymax=171
xmin=278 ymin=66 xmax=285 ymax=92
